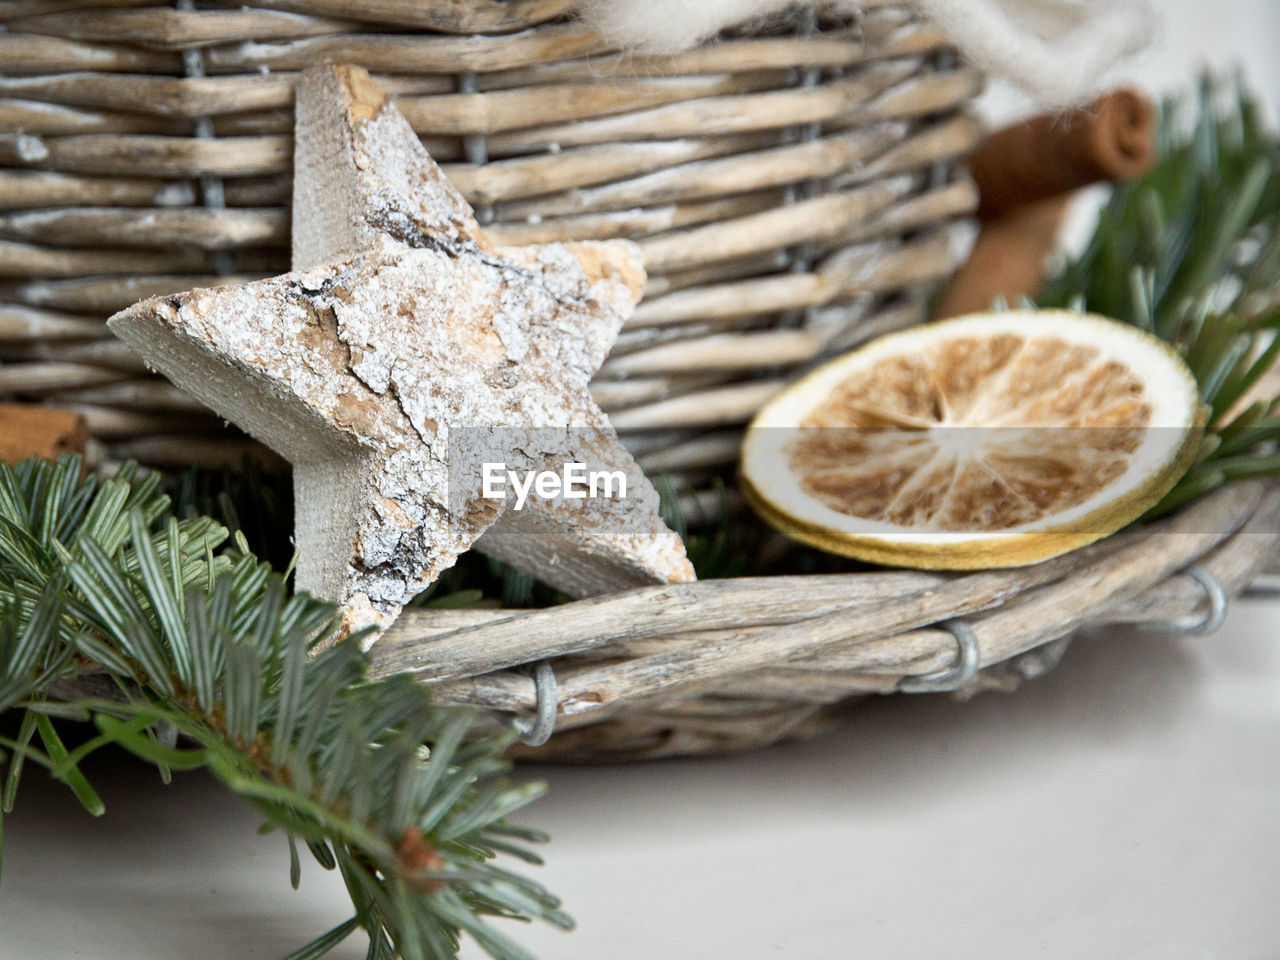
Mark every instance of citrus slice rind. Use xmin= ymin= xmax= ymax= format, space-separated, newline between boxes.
xmin=741 ymin=310 xmax=1204 ymax=569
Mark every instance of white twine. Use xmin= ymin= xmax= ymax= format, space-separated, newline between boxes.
xmin=579 ymin=0 xmax=1157 ymax=105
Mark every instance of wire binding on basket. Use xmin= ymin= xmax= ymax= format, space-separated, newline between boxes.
xmin=1245 ymin=569 xmax=1280 ymax=595
xmin=897 ymin=618 xmax=980 ymax=693
xmin=457 ymin=70 xmax=494 ymax=226
xmin=509 ymin=660 xmax=559 ymax=747
xmin=782 ymin=6 xmax=823 ymax=316
xmin=1148 ymin=564 xmax=1228 ymax=635
xmin=175 ymin=0 xmax=234 ymax=277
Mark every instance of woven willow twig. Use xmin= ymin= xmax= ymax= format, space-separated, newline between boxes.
xmin=0 ymin=2 xmax=978 ymax=482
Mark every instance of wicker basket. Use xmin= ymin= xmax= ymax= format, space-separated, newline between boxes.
xmin=2 ymin=1 xmax=1277 ymax=762
xmin=0 ymin=0 xmax=980 ymax=499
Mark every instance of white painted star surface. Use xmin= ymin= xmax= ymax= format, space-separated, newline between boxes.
xmin=108 ymin=63 xmax=692 ymax=635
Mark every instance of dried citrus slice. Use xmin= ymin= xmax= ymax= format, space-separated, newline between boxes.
xmin=741 ymin=310 xmax=1204 ymax=569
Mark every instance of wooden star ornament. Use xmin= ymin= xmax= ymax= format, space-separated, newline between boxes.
xmin=108 ymin=63 xmax=693 ymax=636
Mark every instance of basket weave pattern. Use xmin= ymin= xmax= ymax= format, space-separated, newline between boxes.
xmin=3 ymin=1 xmax=1277 ymax=761
xmin=0 ymin=0 xmax=980 ymax=499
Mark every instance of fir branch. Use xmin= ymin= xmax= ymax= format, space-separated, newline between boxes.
xmin=1041 ymin=76 xmax=1280 ymax=514
xmin=654 ymin=476 xmax=753 ymax=579
xmin=0 ymin=456 xmax=567 ymax=960
xmin=170 ymin=459 xmax=296 ymax=572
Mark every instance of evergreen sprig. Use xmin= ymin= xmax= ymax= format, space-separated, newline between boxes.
xmin=1041 ymin=76 xmax=1280 ymax=514
xmin=0 ymin=456 xmax=568 ymax=960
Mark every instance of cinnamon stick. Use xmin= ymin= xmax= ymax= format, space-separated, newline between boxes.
xmin=0 ymin=403 xmax=88 ymax=462
xmin=936 ymin=88 xmax=1158 ymax=319
xmin=971 ymin=88 xmax=1157 ymax=221
xmin=934 ymin=196 xmax=1069 ymax=320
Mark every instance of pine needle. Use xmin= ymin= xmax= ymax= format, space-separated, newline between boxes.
xmin=1041 ymin=75 xmax=1280 ymax=515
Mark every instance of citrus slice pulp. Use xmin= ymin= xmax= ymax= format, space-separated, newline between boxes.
xmin=741 ymin=310 xmax=1204 ymax=569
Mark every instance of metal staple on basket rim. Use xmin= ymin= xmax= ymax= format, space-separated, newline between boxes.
xmin=509 ymin=660 xmax=559 ymax=747
xmin=1147 ymin=563 xmax=1228 ymax=635
xmin=897 ymin=618 xmax=980 ymax=693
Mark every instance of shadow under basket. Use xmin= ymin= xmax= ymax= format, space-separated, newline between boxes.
xmin=3 ymin=1 xmax=1277 ymax=761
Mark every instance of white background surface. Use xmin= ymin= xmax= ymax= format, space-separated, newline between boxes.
xmin=3 ymin=2 xmax=1280 ymax=958
xmin=3 ymin=602 xmax=1279 ymax=959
